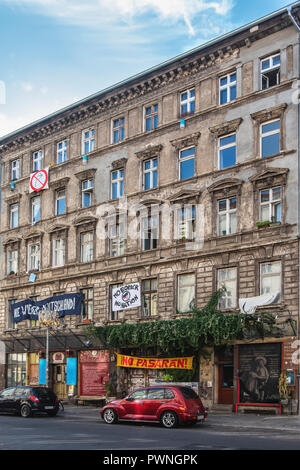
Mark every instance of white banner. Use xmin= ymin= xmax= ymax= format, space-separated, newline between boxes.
xmin=112 ymin=283 xmax=141 ymax=311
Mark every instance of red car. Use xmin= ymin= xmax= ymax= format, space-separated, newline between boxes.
xmin=100 ymin=385 xmax=207 ymax=428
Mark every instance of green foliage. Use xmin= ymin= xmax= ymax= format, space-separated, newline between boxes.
xmin=86 ymin=289 xmax=292 ymax=356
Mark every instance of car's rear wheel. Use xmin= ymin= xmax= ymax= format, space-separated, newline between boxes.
xmin=103 ymin=408 xmax=118 ymax=424
xmin=20 ymin=404 xmax=32 ymax=418
xmin=161 ymin=411 xmax=178 ymax=429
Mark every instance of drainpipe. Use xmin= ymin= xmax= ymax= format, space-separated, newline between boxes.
xmin=287 ymin=5 xmax=300 ymax=415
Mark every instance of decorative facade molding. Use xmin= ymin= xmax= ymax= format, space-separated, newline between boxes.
xmin=74 ymin=168 xmax=97 ymax=181
xmin=135 ymin=144 xmax=163 ymax=160
xmin=170 ymin=132 xmax=201 ymax=151
xmin=250 ymin=104 xmax=288 ymax=124
xmin=111 ymin=158 xmax=127 ymax=170
xmin=209 ymin=118 xmax=243 ymax=137
xmin=249 ymin=167 xmax=289 ymax=191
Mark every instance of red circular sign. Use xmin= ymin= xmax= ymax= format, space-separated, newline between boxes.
xmin=30 ymin=169 xmax=48 ymax=192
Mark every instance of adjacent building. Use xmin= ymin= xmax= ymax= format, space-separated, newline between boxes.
xmin=0 ymin=3 xmax=300 ymax=412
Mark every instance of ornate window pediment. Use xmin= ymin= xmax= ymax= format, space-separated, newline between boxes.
xmin=207 ymin=178 xmax=243 ymax=198
xmin=23 ymin=230 xmax=44 ymax=241
xmin=170 ymin=132 xmax=201 ymax=151
xmin=250 ymin=104 xmax=287 ymax=124
xmin=168 ymin=189 xmax=200 ymax=203
xmin=73 ymin=216 xmax=98 ymax=227
xmin=50 ymin=177 xmax=70 ymax=190
xmin=112 ymin=158 xmax=127 ymax=170
xmin=249 ymin=167 xmax=288 ymax=191
xmin=209 ymin=118 xmax=242 ymax=137
xmin=135 ymin=144 xmax=163 ymax=160
xmin=75 ymin=168 xmax=97 ymax=181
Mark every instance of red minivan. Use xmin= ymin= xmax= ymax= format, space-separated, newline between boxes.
xmin=100 ymin=385 xmax=207 ymax=428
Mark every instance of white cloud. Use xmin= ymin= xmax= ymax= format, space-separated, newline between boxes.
xmin=21 ymin=81 xmax=33 ymax=92
xmin=1 ymin=0 xmax=234 ymax=35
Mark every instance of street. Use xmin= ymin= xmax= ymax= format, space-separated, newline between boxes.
xmin=0 ymin=407 xmax=300 ymax=451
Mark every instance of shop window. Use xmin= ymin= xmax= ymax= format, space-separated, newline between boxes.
xmin=7 ymin=353 xmax=27 ymax=387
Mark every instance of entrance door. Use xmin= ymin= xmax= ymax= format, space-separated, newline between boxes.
xmin=52 ymin=364 xmax=67 ymax=399
xmin=217 ymin=346 xmax=234 ymax=405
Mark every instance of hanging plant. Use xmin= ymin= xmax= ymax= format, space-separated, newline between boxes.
xmin=86 ymin=289 xmax=293 ymax=356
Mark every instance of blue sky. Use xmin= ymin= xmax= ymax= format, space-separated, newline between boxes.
xmin=0 ymin=0 xmax=295 ymax=137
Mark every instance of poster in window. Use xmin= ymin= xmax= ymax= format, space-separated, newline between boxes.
xmin=238 ymin=343 xmax=281 ymax=403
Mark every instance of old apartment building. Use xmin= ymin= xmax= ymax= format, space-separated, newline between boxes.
xmin=0 ymin=4 xmax=299 ymax=412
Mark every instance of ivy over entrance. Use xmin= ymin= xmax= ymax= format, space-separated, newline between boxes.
xmin=86 ymin=289 xmax=296 ymax=356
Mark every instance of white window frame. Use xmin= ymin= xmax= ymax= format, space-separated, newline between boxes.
xmin=260 ymin=187 xmax=282 ymax=223
xmin=31 ymin=196 xmax=41 ymax=225
xmin=81 ymin=179 xmax=94 ymax=207
xmin=10 ymin=203 xmax=19 ymax=229
xmin=217 ymin=197 xmax=237 ymax=236
xmin=177 ymin=273 xmax=195 ymax=313
xmin=180 ymin=88 xmax=195 ymax=115
xmin=217 ymin=267 xmax=237 ymax=309
xmin=82 ymin=128 xmax=95 ymax=154
xmin=260 ymin=261 xmax=281 ymax=301
xmin=218 ymin=133 xmax=236 ymax=170
xmin=219 ymin=72 xmax=237 ymax=105
xmin=175 ymin=205 xmax=195 ymax=243
xmin=141 ymin=213 xmax=159 ymax=251
xmin=57 ymin=140 xmax=67 ymax=164
xmin=111 ymin=117 xmax=125 ymax=144
xmin=109 ymin=221 xmax=125 ymax=257
xmin=7 ymin=249 xmax=18 ymax=275
xmin=143 ymin=157 xmax=158 ymax=190
xmin=55 ymin=189 xmax=66 ymax=216
xmin=179 ymin=146 xmax=195 ymax=181
xmin=261 ymin=53 xmax=281 ymax=90
xmin=32 ymin=150 xmax=43 ymax=172
xmin=144 ymin=104 xmax=158 ymax=132
xmin=52 ymin=238 xmax=65 ymax=267
xmin=80 ymin=231 xmax=94 ymax=263
xmin=11 ymin=159 xmax=20 ymax=181
xmin=260 ymin=119 xmax=281 ymax=158
xmin=28 ymin=243 xmax=41 ymax=271
xmin=111 ymin=169 xmax=124 ymax=199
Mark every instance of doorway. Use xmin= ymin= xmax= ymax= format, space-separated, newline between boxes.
xmin=216 ymin=346 xmax=234 ymax=405
xmin=52 ymin=364 xmax=67 ymax=399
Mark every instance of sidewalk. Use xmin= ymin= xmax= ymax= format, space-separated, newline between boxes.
xmin=60 ymin=403 xmax=300 ymax=432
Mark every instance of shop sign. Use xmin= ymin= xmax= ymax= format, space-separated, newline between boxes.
xmin=79 ymin=351 xmax=109 ymax=397
xmin=52 ymin=352 xmax=65 ymax=364
xmin=116 ymin=353 xmax=194 ymax=370
xmin=12 ymin=293 xmax=83 ymax=323
xmin=79 ymin=350 xmax=109 ymax=363
xmin=112 ymin=283 xmax=141 ymax=311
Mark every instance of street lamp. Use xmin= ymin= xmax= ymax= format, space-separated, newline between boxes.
xmin=39 ymin=310 xmax=61 ymax=387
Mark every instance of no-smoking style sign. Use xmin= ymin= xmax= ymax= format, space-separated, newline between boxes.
xmin=29 ymin=167 xmax=49 ymax=193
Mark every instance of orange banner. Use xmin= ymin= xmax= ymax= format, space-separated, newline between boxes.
xmin=116 ymin=353 xmax=194 ymax=370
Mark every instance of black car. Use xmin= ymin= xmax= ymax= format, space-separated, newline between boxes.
xmin=0 ymin=386 xmax=60 ymax=417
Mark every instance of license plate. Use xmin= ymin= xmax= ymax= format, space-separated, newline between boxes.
xmin=197 ymin=415 xmax=204 ymax=421
xmin=45 ymin=406 xmax=54 ymax=410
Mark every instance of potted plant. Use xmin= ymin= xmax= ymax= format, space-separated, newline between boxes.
xmin=256 ymin=221 xmax=270 ymax=228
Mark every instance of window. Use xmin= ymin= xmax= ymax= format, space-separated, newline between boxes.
xmin=112 ymin=118 xmax=125 ymax=143
xmin=31 ymin=196 xmax=41 ymax=224
xmin=111 ymin=169 xmax=124 ymax=199
xmin=109 ymin=220 xmax=125 ymax=257
xmin=81 ymin=288 xmax=93 ymax=321
xmin=179 ymin=147 xmax=195 ymax=181
xmin=261 ymin=54 xmax=280 ymax=90
xmin=57 ymin=140 xmax=67 ymax=164
xmin=260 ymin=187 xmax=281 ymax=223
xmin=177 ymin=273 xmax=195 ymax=313
xmin=82 ymin=179 xmax=94 ymax=207
xmin=82 ymin=129 xmax=95 ymax=154
xmin=141 ymin=214 xmax=158 ymax=251
xmin=180 ymin=89 xmax=195 ymax=115
xmin=218 ymin=197 xmax=237 ymax=236
xmin=28 ymin=243 xmax=41 ymax=271
xmin=10 ymin=203 xmax=19 ymax=228
xmin=176 ymin=205 xmax=195 ymax=243
xmin=7 ymin=249 xmax=18 ymax=275
xmin=219 ymin=72 xmax=237 ymax=104
xmin=260 ymin=261 xmax=281 ymax=302
xmin=110 ymin=283 xmax=123 ymax=321
xmin=260 ymin=120 xmax=280 ymax=158
xmin=55 ymin=190 xmax=66 ymax=215
xmin=32 ymin=150 xmax=43 ymax=172
xmin=7 ymin=354 xmax=27 ymax=387
xmin=52 ymin=238 xmax=65 ymax=267
xmin=218 ymin=268 xmax=237 ymax=309
xmin=130 ymin=389 xmax=148 ymax=400
xmin=142 ymin=279 xmax=157 ymax=317
xmin=7 ymin=300 xmax=16 ymax=330
xmin=219 ymin=134 xmax=236 ymax=169
xmin=147 ymin=388 xmax=165 ymax=399
xmin=80 ymin=232 xmax=93 ymax=263
xmin=143 ymin=158 xmax=158 ymax=190
xmin=11 ymin=159 xmax=20 ymax=181
xmin=144 ymin=104 xmax=158 ymax=132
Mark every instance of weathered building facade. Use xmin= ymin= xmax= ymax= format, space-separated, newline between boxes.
xmin=0 ymin=4 xmax=300 ymax=412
